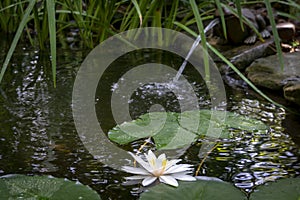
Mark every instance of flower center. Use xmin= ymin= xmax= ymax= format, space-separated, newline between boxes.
xmin=152 ymin=159 xmax=167 ymax=177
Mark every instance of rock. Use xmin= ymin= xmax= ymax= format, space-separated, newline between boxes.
xmin=225 ymin=39 xmax=275 ymax=70
xmin=214 ymin=5 xmax=271 ymax=45
xmin=210 ymin=38 xmax=275 ymax=71
xmin=284 ymin=83 xmax=300 ymax=106
xmin=276 ymin=22 xmax=296 ymax=42
xmin=246 ymin=51 xmax=300 ymax=105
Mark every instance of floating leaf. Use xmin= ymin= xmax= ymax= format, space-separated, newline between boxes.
xmin=108 ymin=110 xmax=268 ymax=149
xmin=108 ymin=112 xmax=177 ymax=145
xmin=153 ymin=126 xmax=196 ymax=150
xmin=250 ymin=178 xmax=300 ymax=200
xmin=0 ymin=174 xmax=101 ymax=200
xmin=224 ymin=111 xmax=268 ymax=132
xmin=139 ymin=179 xmax=246 ymax=200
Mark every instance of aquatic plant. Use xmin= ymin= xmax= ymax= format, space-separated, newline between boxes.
xmin=0 ymin=174 xmax=101 ymax=199
xmin=122 ymin=150 xmax=196 ymax=187
xmin=0 ymin=0 xmax=298 ymax=107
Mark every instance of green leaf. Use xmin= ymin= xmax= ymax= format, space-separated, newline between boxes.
xmin=108 ymin=110 xmax=268 ymax=149
xmin=139 ymin=180 xmax=246 ymax=200
xmin=109 ymin=112 xmax=175 ymax=145
xmin=264 ymin=0 xmax=284 ymax=71
xmin=0 ymin=0 xmax=36 ymax=85
xmin=234 ymin=0 xmax=244 ymax=31
xmin=189 ymin=0 xmax=210 ymax=81
xmin=215 ymin=0 xmax=227 ymax=39
xmin=153 ymin=126 xmax=196 ymax=150
xmin=0 ymin=174 xmax=101 ymax=200
xmin=250 ymin=178 xmax=300 ymax=200
xmin=46 ymin=0 xmax=57 ymax=88
xmin=131 ymin=0 xmax=143 ymax=26
xmin=223 ymin=111 xmax=268 ymax=132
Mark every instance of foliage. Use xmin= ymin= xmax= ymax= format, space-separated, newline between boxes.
xmin=139 ymin=177 xmax=300 ymax=200
xmin=250 ymin=178 xmax=300 ymax=200
xmin=0 ymin=174 xmax=101 ymax=199
xmin=139 ymin=179 xmax=247 ymax=200
xmin=108 ymin=109 xmax=268 ymax=149
xmin=0 ymin=0 xmax=298 ymax=101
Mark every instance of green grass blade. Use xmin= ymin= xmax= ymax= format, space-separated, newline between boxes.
xmin=277 ymin=11 xmax=299 ymax=21
xmin=165 ymin=0 xmax=178 ymax=29
xmin=234 ymin=0 xmax=244 ymax=31
xmin=223 ymin=4 xmax=262 ymax=41
xmin=190 ymin=0 xmax=210 ymax=81
xmin=0 ymin=0 xmax=36 ymax=84
xmin=143 ymin=0 xmax=161 ymax=27
xmin=276 ymin=0 xmax=300 ymax=10
xmin=131 ymin=0 xmax=142 ymax=26
xmin=47 ymin=0 xmax=57 ymax=87
xmin=264 ymin=0 xmax=284 ymax=71
xmin=215 ymin=0 xmax=227 ymax=39
xmin=173 ymin=21 xmax=198 ymax=37
xmin=0 ymin=0 xmax=27 ymax=12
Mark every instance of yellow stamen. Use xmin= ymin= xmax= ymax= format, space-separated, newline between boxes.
xmin=162 ymin=159 xmax=167 ymax=171
xmin=150 ymin=158 xmax=155 ymax=167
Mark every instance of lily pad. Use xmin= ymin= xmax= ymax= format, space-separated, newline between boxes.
xmin=0 ymin=174 xmax=101 ymax=200
xmin=108 ymin=109 xmax=268 ymax=149
xmin=249 ymin=178 xmax=300 ymax=200
xmin=139 ymin=179 xmax=247 ymax=200
xmin=108 ymin=112 xmax=178 ymax=145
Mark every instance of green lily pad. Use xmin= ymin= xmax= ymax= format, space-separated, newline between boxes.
xmin=139 ymin=180 xmax=246 ymax=200
xmin=223 ymin=111 xmax=268 ymax=132
xmin=108 ymin=112 xmax=178 ymax=145
xmin=250 ymin=178 xmax=300 ymax=200
xmin=0 ymin=174 xmax=101 ymax=200
xmin=108 ymin=109 xmax=268 ymax=149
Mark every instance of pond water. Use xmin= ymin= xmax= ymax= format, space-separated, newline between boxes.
xmin=0 ymin=42 xmax=299 ymax=199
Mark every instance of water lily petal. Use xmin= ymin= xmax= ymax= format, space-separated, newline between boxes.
xmin=145 ymin=150 xmax=157 ymax=160
xmin=156 ymin=153 xmax=166 ymax=168
xmin=142 ymin=176 xmax=157 ymax=186
xmin=159 ymin=175 xmax=179 ymax=187
xmin=124 ymin=175 xmax=149 ymax=180
xmin=157 ymin=153 xmax=166 ymax=161
xmin=145 ymin=150 xmax=157 ymax=168
xmin=164 ymin=159 xmax=181 ymax=170
xmin=122 ymin=166 xmax=150 ymax=175
xmin=195 ymin=176 xmax=223 ymax=182
xmin=171 ymin=172 xmax=196 ymax=181
xmin=164 ymin=164 xmax=194 ymax=174
xmin=128 ymin=152 xmax=153 ymax=172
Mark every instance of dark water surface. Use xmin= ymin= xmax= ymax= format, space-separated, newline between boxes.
xmin=0 ymin=44 xmax=299 ymax=199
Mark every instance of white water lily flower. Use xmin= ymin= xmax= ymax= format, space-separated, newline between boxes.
xmin=122 ymin=150 xmax=196 ymax=187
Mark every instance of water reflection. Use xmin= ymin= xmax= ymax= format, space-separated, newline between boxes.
xmin=195 ymin=99 xmax=300 ymax=192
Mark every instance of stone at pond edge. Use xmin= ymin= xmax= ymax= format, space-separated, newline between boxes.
xmin=284 ymin=83 xmax=300 ymax=106
xmin=246 ymin=52 xmax=300 ymax=106
xmin=211 ymin=38 xmax=275 ymax=71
